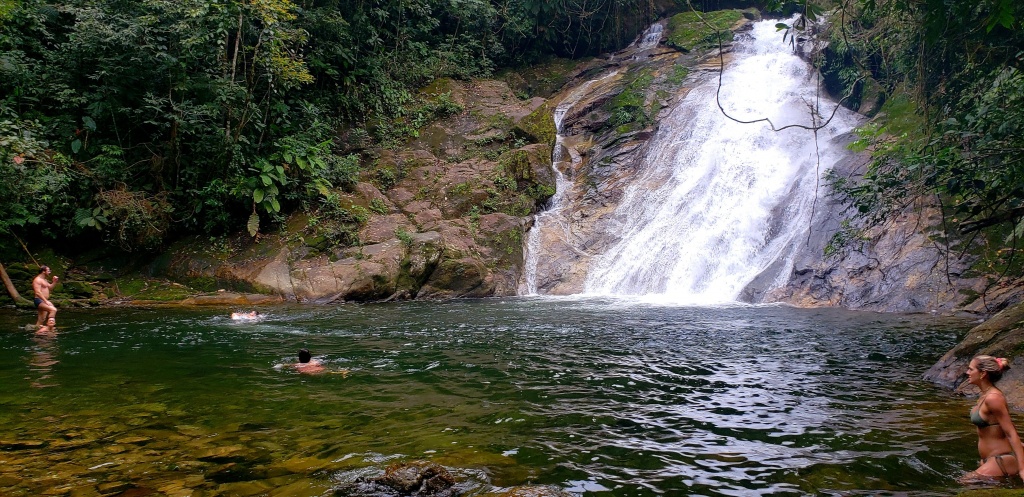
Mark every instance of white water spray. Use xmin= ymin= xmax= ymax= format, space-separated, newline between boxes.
xmin=581 ymin=20 xmax=863 ymax=304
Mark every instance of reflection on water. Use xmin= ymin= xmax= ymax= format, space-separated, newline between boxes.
xmin=0 ymin=301 xmax=998 ymax=495
xmin=28 ymin=327 xmax=59 ymax=388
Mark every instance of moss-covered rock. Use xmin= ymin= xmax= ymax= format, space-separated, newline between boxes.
xmin=856 ymin=77 xmax=884 ymax=117
xmin=113 ymin=276 xmax=195 ymax=301
xmin=604 ymin=69 xmax=655 ymax=133
xmin=60 ymin=280 xmax=95 ymax=299
xmin=499 ymin=57 xmax=580 ymax=99
xmin=395 ymin=231 xmax=444 ymax=297
xmin=515 ymin=103 xmax=556 ymax=146
xmin=5 ymin=263 xmax=35 ymax=298
xmin=666 ymin=10 xmax=746 ymax=52
xmin=490 ymin=144 xmax=556 ymax=214
xmin=417 ymin=257 xmax=492 ymax=298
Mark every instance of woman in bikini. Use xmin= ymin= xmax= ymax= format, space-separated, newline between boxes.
xmin=966 ymin=355 xmax=1024 ymax=480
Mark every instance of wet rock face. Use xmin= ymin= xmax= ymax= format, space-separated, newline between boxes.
xmin=922 ymin=302 xmax=1024 ymax=408
xmin=754 ymin=137 xmax=1024 ymax=314
xmin=525 ymin=20 xmax=719 ymax=294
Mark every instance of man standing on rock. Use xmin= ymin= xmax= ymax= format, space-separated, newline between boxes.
xmin=33 ymin=266 xmax=58 ymax=327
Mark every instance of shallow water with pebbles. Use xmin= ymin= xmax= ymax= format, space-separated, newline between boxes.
xmin=0 ymin=299 xmax=1006 ymax=495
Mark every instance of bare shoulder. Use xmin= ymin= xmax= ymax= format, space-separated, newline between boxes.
xmin=295 ymin=361 xmax=325 ymax=374
xmin=984 ymin=390 xmax=1011 ymax=412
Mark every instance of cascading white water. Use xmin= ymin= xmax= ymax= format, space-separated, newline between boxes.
xmin=638 ymin=23 xmax=664 ymax=50
xmin=583 ymin=19 xmax=863 ymax=304
xmin=520 ymin=72 xmax=618 ymax=295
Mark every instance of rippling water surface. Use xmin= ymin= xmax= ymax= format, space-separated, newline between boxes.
xmin=0 ymin=300 xmax=992 ymax=495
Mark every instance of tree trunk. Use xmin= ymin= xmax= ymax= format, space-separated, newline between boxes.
xmin=0 ymin=262 xmax=30 ymax=305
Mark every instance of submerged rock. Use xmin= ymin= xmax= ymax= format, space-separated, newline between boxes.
xmin=375 ymin=460 xmax=456 ymax=495
xmin=0 ymin=439 xmax=47 ymax=450
xmin=480 ymin=486 xmax=574 ymax=497
xmin=334 ymin=460 xmax=459 ymax=497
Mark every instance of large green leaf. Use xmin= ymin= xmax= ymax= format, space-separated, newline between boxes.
xmin=247 ymin=212 xmax=259 ymax=237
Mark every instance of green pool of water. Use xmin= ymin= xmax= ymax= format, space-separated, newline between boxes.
xmin=0 ymin=299 xmax=1004 ymax=496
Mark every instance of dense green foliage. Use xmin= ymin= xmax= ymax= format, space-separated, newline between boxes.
xmin=0 ymin=0 xmax=661 ymax=253
xmin=794 ymin=0 xmax=1024 ymax=276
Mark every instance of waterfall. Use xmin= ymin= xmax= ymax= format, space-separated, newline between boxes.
xmin=580 ymin=20 xmax=863 ymax=304
xmin=520 ymin=72 xmax=618 ymax=295
xmin=638 ymin=23 xmax=664 ymax=50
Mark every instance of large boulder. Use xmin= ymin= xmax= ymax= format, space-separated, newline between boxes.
xmin=924 ymin=302 xmax=1024 ymax=409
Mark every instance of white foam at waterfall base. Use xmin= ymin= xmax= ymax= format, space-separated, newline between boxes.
xmin=583 ymin=19 xmax=863 ymax=304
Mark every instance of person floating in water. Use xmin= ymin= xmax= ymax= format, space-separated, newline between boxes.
xmin=294 ymin=348 xmax=325 ymax=374
xmin=964 ymin=355 xmax=1024 ymax=480
xmin=32 ymin=265 xmax=58 ymax=328
xmin=36 ymin=316 xmax=56 ymax=334
xmin=230 ymin=311 xmax=261 ymax=320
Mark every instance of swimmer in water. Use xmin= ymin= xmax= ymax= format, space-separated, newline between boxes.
xmin=36 ymin=317 xmax=57 ymax=334
xmin=230 ymin=311 xmax=260 ymax=320
xmin=294 ymin=348 xmax=325 ymax=374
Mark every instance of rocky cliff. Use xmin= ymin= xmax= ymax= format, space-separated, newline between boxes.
xmin=153 ymin=11 xmax=763 ymax=303
xmin=154 ymin=78 xmax=557 ymax=302
xmin=46 ymin=9 xmax=1019 ymax=316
